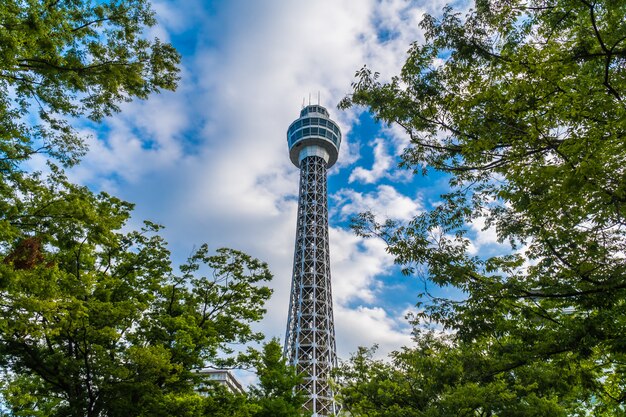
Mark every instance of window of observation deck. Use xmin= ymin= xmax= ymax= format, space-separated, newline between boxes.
xmin=299 ymin=106 xmax=330 ymax=118
xmin=288 ymin=125 xmax=341 ymax=148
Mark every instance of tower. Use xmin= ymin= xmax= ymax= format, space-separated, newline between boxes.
xmin=285 ymin=104 xmax=341 ymax=416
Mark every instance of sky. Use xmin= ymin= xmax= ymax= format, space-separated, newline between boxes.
xmin=56 ymin=0 xmax=502 ymax=382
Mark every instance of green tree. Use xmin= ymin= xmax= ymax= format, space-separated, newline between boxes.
xmin=0 ymin=1 xmax=279 ymax=416
xmin=337 ymin=332 xmax=591 ymax=416
xmin=0 ymin=0 xmax=179 ymax=169
xmin=0 ymin=0 xmax=181 ymax=289
xmin=248 ymin=338 xmax=308 ymax=417
xmin=200 ymin=384 xmax=254 ymax=417
xmin=0 ymin=0 xmax=180 ymax=257
xmin=339 ymin=0 xmax=626 ymax=414
xmin=0 ymin=174 xmax=273 ymax=416
xmin=196 ymin=339 xmax=308 ymax=417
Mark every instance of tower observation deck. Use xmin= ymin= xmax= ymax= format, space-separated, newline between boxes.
xmin=285 ymin=104 xmax=341 ymax=416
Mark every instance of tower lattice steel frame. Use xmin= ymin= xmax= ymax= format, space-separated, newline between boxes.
xmin=285 ymin=104 xmax=341 ymax=417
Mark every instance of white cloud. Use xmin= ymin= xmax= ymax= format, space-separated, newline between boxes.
xmin=335 ymin=305 xmax=413 ymax=359
xmin=330 ymin=227 xmax=394 ymax=305
xmin=469 ymin=216 xmax=500 ymax=249
xmin=348 ymin=136 xmax=413 ymax=184
xmin=380 ymin=121 xmax=413 ymax=152
xmin=349 ymin=137 xmax=393 ymax=184
xmin=333 ymin=184 xmax=423 ymax=221
xmin=466 ymin=214 xmax=517 ymax=257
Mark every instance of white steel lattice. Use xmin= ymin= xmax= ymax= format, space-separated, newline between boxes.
xmin=285 ymin=155 xmax=338 ymax=417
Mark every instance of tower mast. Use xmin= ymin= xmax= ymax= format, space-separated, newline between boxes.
xmin=285 ymin=104 xmax=341 ymax=416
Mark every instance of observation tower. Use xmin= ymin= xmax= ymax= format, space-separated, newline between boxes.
xmin=285 ymin=104 xmax=341 ymax=416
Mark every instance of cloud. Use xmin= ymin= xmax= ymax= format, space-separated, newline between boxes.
xmin=349 ymin=136 xmax=413 ymax=184
xmin=469 ymin=216 xmax=500 ymax=249
xmin=466 ymin=214 xmax=519 ymax=258
xmin=330 ymin=226 xmax=394 ymax=305
xmin=349 ymin=138 xmax=393 ymax=184
xmin=335 ymin=305 xmax=413 ymax=359
xmin=333 ymin=184 xmax=423 ymax=222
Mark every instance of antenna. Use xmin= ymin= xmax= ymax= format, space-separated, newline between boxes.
xmin=308 ymin=93 xmax=311 ymax=105
xmin=318 ymin=91 xmax=320 ymax=105
xmin=302 ymin=97 xmax=305 ymax=108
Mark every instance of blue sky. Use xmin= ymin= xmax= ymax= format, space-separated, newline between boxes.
xmin=36 ymin=0 xmax=506 ymax=379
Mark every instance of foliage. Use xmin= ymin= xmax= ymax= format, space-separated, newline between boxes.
xmin=0 ymin=1 xmax=284 ymax=416
xmin=0 ymin=173 xmax=273 ymax=416
xmin=0 ymin=0 xmax=180 ymax=170
xmin=0 ymin=0 xmax=181 ymax=306
xmin=337 ymin=333 xmax=591 ymax=417
xmin=200 ymin=384 xmax=254 ymax=417
xmin=185 ymin=339 xmax=308 ymax=417
xmin=339 ymin=0 xmax=626 ymax=414
xmin=248 ymin=338 xmax=308 ymax=417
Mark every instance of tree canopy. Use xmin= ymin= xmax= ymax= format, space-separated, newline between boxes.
xmin=247 ymin=339 xmax=308 ymax=417
xmin=0 ymin=0 xmax=181 ymax=267
xmin=338 ymin=0 xmax=626 ymax=415
xmin=198 ymin=339 xmax=308 ymax=417
xmin=1 ymin=211 xmax=273 ymax=415
xmin=0 ymin=0 xmax=179 ymax=170
xmin=0 ymin=1 xmax=294 ymax=416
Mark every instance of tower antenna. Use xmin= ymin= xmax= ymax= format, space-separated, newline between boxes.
xmin=318 ymin=91 xmax=320 ymax=105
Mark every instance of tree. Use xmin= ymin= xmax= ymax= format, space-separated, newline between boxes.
xmin=0 ymin=1 xmax=279 ymax=415
xmin=197 ymin=339 xmax=308 ymax=417
xmin=338 ymin=0 xmax=626 ymax=414
xmin=337 ymin=332 xmax=591 ymax=416
xmin=248 ymin=338 xmax=308 ymax=417
xmin=0 ymin=174 xmax=273 ymax=416
xmin=0 ymin=0 xmax=180 ymax=252
xmin=0 ymin=0 xmax=179 ymax=169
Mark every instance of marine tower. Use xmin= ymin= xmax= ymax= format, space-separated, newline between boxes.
xmin=285 ymin=104 xmax=341 ymax=416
